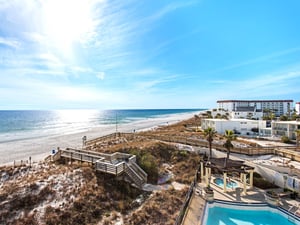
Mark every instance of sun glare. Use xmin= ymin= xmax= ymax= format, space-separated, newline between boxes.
xmin=42 ymin=0 xmax=94 ymax=55
xmin=56 ymin=110 xmax=98 ymax=123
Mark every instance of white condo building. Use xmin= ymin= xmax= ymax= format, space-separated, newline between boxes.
xmin=201 ymin=118 xmax=261 ymax=136
xmin=272 ymin=121 xmax=300 ymax=140
xmin=296 ymin=102 xmax=300 ymax=115
xmin=217 ymin=100 xmax=293 ymax=119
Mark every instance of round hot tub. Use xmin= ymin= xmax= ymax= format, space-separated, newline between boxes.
xmin=214 ymin=177 xmax=238 ymax=188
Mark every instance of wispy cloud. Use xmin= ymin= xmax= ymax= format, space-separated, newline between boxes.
xmin=147 ymin=1 xmax=199 ymax=22
xmin=0 ymin=37 xmax=20 ymax=48
xmin=207 ymin=69 xmax=300 ymax=101
xmin=134 ymin=74 xmax=179 ymax=91
xmin=211 ymin=47 xmax=300 ymax=73
xmin=96 ymin=72 xmax=105 ymax=80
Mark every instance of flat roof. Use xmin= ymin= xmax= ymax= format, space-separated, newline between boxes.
xmin=203 ymin=118 xmax=257 ymax=122
xmin=273 ymin=121 xmax=300 ymax=124
xmin=217 ymin=100 xmax=293 ymax=103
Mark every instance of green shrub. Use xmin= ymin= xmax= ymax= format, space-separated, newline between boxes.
xmin=140 ymin=153 xmax=159 ymax=183
xmin=281 ymin=135 xmax=291 ymax=143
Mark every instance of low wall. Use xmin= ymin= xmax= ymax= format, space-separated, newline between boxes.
xmin=254 ymin=164 xmax=300 ymax=193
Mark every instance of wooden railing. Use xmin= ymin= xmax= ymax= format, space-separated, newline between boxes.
xmin=83 ymin=132 xmax=299 ymax=157
xmin=55 ymin=148 xmax=147 ymax=188
xmin=140 ymin=134 xmax=298 ymax=156
xmin=95 ymin=160 xmax=125 ymax=175
xmin=131 ymin=162 xmax=148 ymax=182
xmin=84 ymin=132 xmax=134 ymax=147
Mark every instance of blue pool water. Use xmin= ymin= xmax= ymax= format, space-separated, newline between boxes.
xmin=214 ymin=177 xmax=238 ymax=188
xmin=204 ymin=203 xmax=300 ymax=225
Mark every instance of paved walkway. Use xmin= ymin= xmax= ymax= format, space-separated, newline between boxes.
xmin=182 ymin=192 xmax=205 ymax=225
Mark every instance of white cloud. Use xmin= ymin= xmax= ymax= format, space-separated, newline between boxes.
xmin=134 ymin=75 xmax=179 ymax=91
xmin=206 ymin=69 xmax=300 ymax=101
xmin=0 ymin=37 xmax=20 ymax=48
xmin=96 ymin=72 xmax=105 ymax=80
xmin=147 ymin=1 xmax=199 ymax=22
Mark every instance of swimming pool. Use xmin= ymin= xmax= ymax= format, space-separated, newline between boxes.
xmin=202 ymin=201 xmax=300 ymax=225
xmin=214 ymin=177 xmax=238 ymax=189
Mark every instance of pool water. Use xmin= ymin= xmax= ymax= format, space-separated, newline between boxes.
xmin=204 ymin=204 xmax=300 ymax=225
xmin=214 ymin=177 xmax=238 ymax=188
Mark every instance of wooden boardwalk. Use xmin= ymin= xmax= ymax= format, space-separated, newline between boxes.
xmin=83 ymin=132 xmax=300 ymax=160
xmin=53 ymin=148 xmax=147 ymax=188
xmin=140 ymin=133 xmax=299 ymax=158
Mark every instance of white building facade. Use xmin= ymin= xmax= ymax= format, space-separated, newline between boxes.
xmin=217 ymin=100 xmax=293 ymax=119
xmin=201 ymin=118 xmax=260 ymax=135
xmin=296 ymin=102 xmax=300 ymax=115
xmin=272 ymin=121 xmax=300 ymax=140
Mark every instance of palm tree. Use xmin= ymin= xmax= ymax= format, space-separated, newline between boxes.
xmin=204 ymin=127 xmax=216 ymax=159
xmin=223 ymin=130 xmax=236 ymax=168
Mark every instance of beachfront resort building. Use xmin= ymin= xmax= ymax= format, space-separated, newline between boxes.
xmin=217 ymin=100 xmax=293 ymax=119
xmin=201 ymin=118 xmax=260 ymax=135
xmin=201 ymin=118 xmax=272 ymax=136
xmin=272 ymin=121 xmax=300 ymax=140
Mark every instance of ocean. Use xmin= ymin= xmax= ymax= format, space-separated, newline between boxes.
xmin=0 ymin=109 xmax=203 ymax=144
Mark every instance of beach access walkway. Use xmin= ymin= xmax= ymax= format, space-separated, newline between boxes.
xmin=52 ymin=148 xmax=147 ymax=188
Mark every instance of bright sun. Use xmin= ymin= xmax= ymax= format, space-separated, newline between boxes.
xmin=42 ymin=0 xmax=94 ymax=54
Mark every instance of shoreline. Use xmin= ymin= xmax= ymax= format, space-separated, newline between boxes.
xmin=0 ymin=111 xmax=202 ymax=166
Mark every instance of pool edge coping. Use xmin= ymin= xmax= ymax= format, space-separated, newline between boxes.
xmin=200 ymin=199 xmax=300 ymax=225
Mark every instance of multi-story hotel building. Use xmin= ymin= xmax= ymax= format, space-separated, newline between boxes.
xmin=217 ymin=100 xmax=293 ymax=118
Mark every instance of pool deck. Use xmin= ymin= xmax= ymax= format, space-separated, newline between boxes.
xmin=182 ymin=180 xmax=300 ymax=225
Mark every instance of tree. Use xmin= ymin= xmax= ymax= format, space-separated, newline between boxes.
xmin=281 ymin=135 xmax=291 ymax=144
xmin=270 ymin=113 xmax=276 ymax=121
xmin=204 ymin=127 xmax=216 ymax=159
xmin=280 ymin=115 xmax=289 ymax=121
xmin=263 ymin=108 xmax=271 ymax=119
xmin=223 ymin=130 xmax=236 ymax=168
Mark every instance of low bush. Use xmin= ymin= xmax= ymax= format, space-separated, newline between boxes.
xmin=253 ymin=176 xmax=278 ymax=189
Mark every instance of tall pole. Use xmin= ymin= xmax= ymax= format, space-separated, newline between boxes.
xmin=115 ymin=113 xmax=118 ymax=134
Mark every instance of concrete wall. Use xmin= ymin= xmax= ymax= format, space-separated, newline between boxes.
xmin=255 ymin=164 xmax=300 ymax=193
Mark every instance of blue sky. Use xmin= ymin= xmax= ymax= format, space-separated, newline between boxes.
xmin=1 ymin=0 xmax=300 ymax=109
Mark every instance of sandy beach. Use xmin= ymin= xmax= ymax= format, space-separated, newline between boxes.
xmin=0 ymin=111 xmax=200 ymax=166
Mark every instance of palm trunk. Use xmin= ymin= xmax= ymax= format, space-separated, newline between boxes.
xmin=209 ymin=141 xmax=212 ymax=159
xmin=224 ymin=148 xmax=230 ymax=168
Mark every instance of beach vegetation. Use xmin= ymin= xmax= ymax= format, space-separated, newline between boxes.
xmin=281 ymin=135 xmax=291 ymax=144
xmin=279 ymin=115 xmax=289 ymax=121
xmin=252 ymin=172 xmax=278 ymax=189
xmin=214 ymin=113 xmax=222 ymax=119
